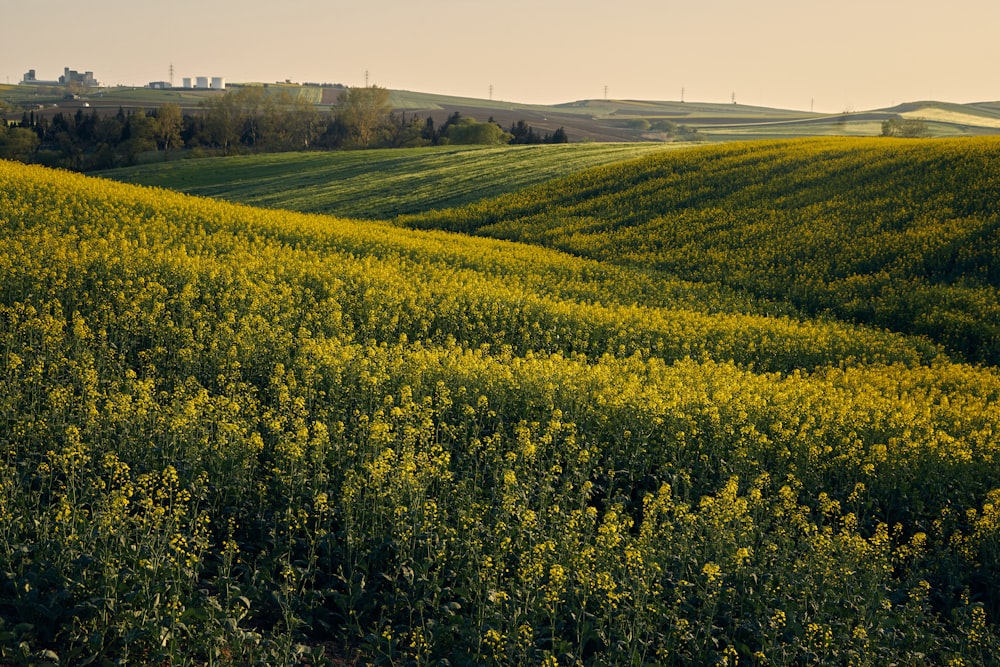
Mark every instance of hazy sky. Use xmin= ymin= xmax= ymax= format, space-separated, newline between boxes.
xmin=3 ymin=0 xmax=998 ymax=112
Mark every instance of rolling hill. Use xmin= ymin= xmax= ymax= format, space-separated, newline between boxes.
xmin=99 ymin=143 xmax=678 ymax=219
xmin=387 ymin=92 xmax=1000 ymax=141
xmin=109 ymin=136 xmax=1000 ymax=365
xmin=401 ymin=137 xmax=1000 ymax=365
xmin=6 ymin=80 xmax=1000 ymax=140
xmin=3 ymin=140 xmax=1000 ymax=665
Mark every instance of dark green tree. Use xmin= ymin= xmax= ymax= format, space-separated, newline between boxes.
xmin=549 ymin=127 xmax=569 ymax=143
xmin=444 ymin=116 xmax=512 ymax=145
xmin=509 ymin=120 xmax=540 ymax=144
xmin=121 ymin=112 xmax=156 ymax=165
xmin=0 ymin=126 xmax=40 ymax=161
xmin=881 ymin=117 xmax=930 ymax=138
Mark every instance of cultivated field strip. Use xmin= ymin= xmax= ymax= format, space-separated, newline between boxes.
xmin=103 ymin=143 xmax=676 ymax=219
xmin=404 ymin=137 xmax=1000 ymax=365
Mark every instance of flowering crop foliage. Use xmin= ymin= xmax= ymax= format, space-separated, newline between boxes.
xmin=1 ymin=159 xmax=999 ymax=664
xmin=402 ymin=137 xmax=1000 ymax=366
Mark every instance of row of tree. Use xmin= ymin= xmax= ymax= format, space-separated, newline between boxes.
xmin=1 ymin=106 xmax=175 ymax=170
xmin=0 ymin=86 xmax=568 ymax=171
xmin=880 ymin=117 xmax=930 ymax=138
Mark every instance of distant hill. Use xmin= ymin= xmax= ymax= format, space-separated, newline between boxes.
xmin=5 ymin=81 xmax=1000 ymax=140
xmin=387 ymin=91 xmax=1000 ymax=140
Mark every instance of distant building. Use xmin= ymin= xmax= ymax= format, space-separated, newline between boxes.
xmin=21 ymin=69 xmax=60 ymax=85
xmin=177 ymin=75 xmax=225 ymax=90
xmin=21 ymin=67 xmax=98 ymax=87
xmin=59 ymin=68 xmax=98 ymax=87
xmin=149 ymin=81 xmax=172 ymax=89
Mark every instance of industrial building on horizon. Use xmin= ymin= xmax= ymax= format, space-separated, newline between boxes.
xmin=190 ymin=76 xmax=225 ymax=90
xmin=150 ymin=63 xmax=226 ymax=90
xmin=21 ymin=67 xmax=99 ymax=87
xmin=150 ymin=76 xmax=225 ymax=90
xmin=18 ymin=66 xmax=225 ymax=92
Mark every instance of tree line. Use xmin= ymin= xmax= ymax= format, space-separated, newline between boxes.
xmin=880 ymin=117 xmax=930 ymax=138
xmin=0 ymin=86 xmax=568 ymax=171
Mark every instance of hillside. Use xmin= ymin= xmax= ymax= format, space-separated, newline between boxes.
xmin=2 ymin=159 xmax=1000 ymax=664
xmin=391 ymin=93 xmax=1000 ymax=140
xmin=402 ymin=137 xmax=1000 ymax=365
xmin=7 ymin=81 xmax=1000 ymax=140
xmin=100 ymin=143 xmax=677 ymax=219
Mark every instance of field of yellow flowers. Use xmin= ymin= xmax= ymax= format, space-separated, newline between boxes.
xmin=402 ymin=137 xmax=1000 ymax=367
xmin=2 ymin=156 xmax=999 ymax=665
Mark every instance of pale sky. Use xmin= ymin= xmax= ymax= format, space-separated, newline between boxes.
xmin=3 ymin=0 xmax=998 ymax=112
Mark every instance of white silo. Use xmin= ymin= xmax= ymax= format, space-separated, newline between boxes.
xmin=182 ymin=77 xmax=192 ymax=88
xmin=196 ymin=76 xmax=209 ymax=89
xmin=211 ymin=77 xmax=225 ymax=90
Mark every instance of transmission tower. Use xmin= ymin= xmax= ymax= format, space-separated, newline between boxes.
xmin=169 ymin=63 xmax=174 ymax=87
xmin=489 ymin=84 xmax=493 ymax=101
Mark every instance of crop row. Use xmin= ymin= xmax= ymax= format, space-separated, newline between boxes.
xmin=401 ymin=137 xmax=1000 ymax=365
xmin=103 ymin=143 xmax=674 ymax=219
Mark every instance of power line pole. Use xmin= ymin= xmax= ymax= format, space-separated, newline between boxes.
xmin=681 ymin=87 xmax=685 ymax=103
xmin=365 ymin=70 xmax=369 ymax=87
xmin=604 ymin=85 xmax=608 ymax=100
xmin=169 ymin=63 xmax=174 ymax=87
xmin=489 ymin=84 xmax=493 ymax=101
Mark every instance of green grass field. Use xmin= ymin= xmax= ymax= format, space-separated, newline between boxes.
xmin=0 ymin=84 xmax=221 ymax=108
xmin=101 ymin=143 xmax=679 ymax=218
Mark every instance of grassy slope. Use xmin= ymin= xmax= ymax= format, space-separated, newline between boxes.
xmin=391 ymin=92 xmax=1000 ymax=139
xmin=401 ymin=137 xmax=1000 ymax=364
xmin=4 ymin=160 xmax=1000 ymax=664
xmin=100 ymin=143 xmax=677 ymax=219
xmin=394 ymin=91 xmax=1000 ymax=137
